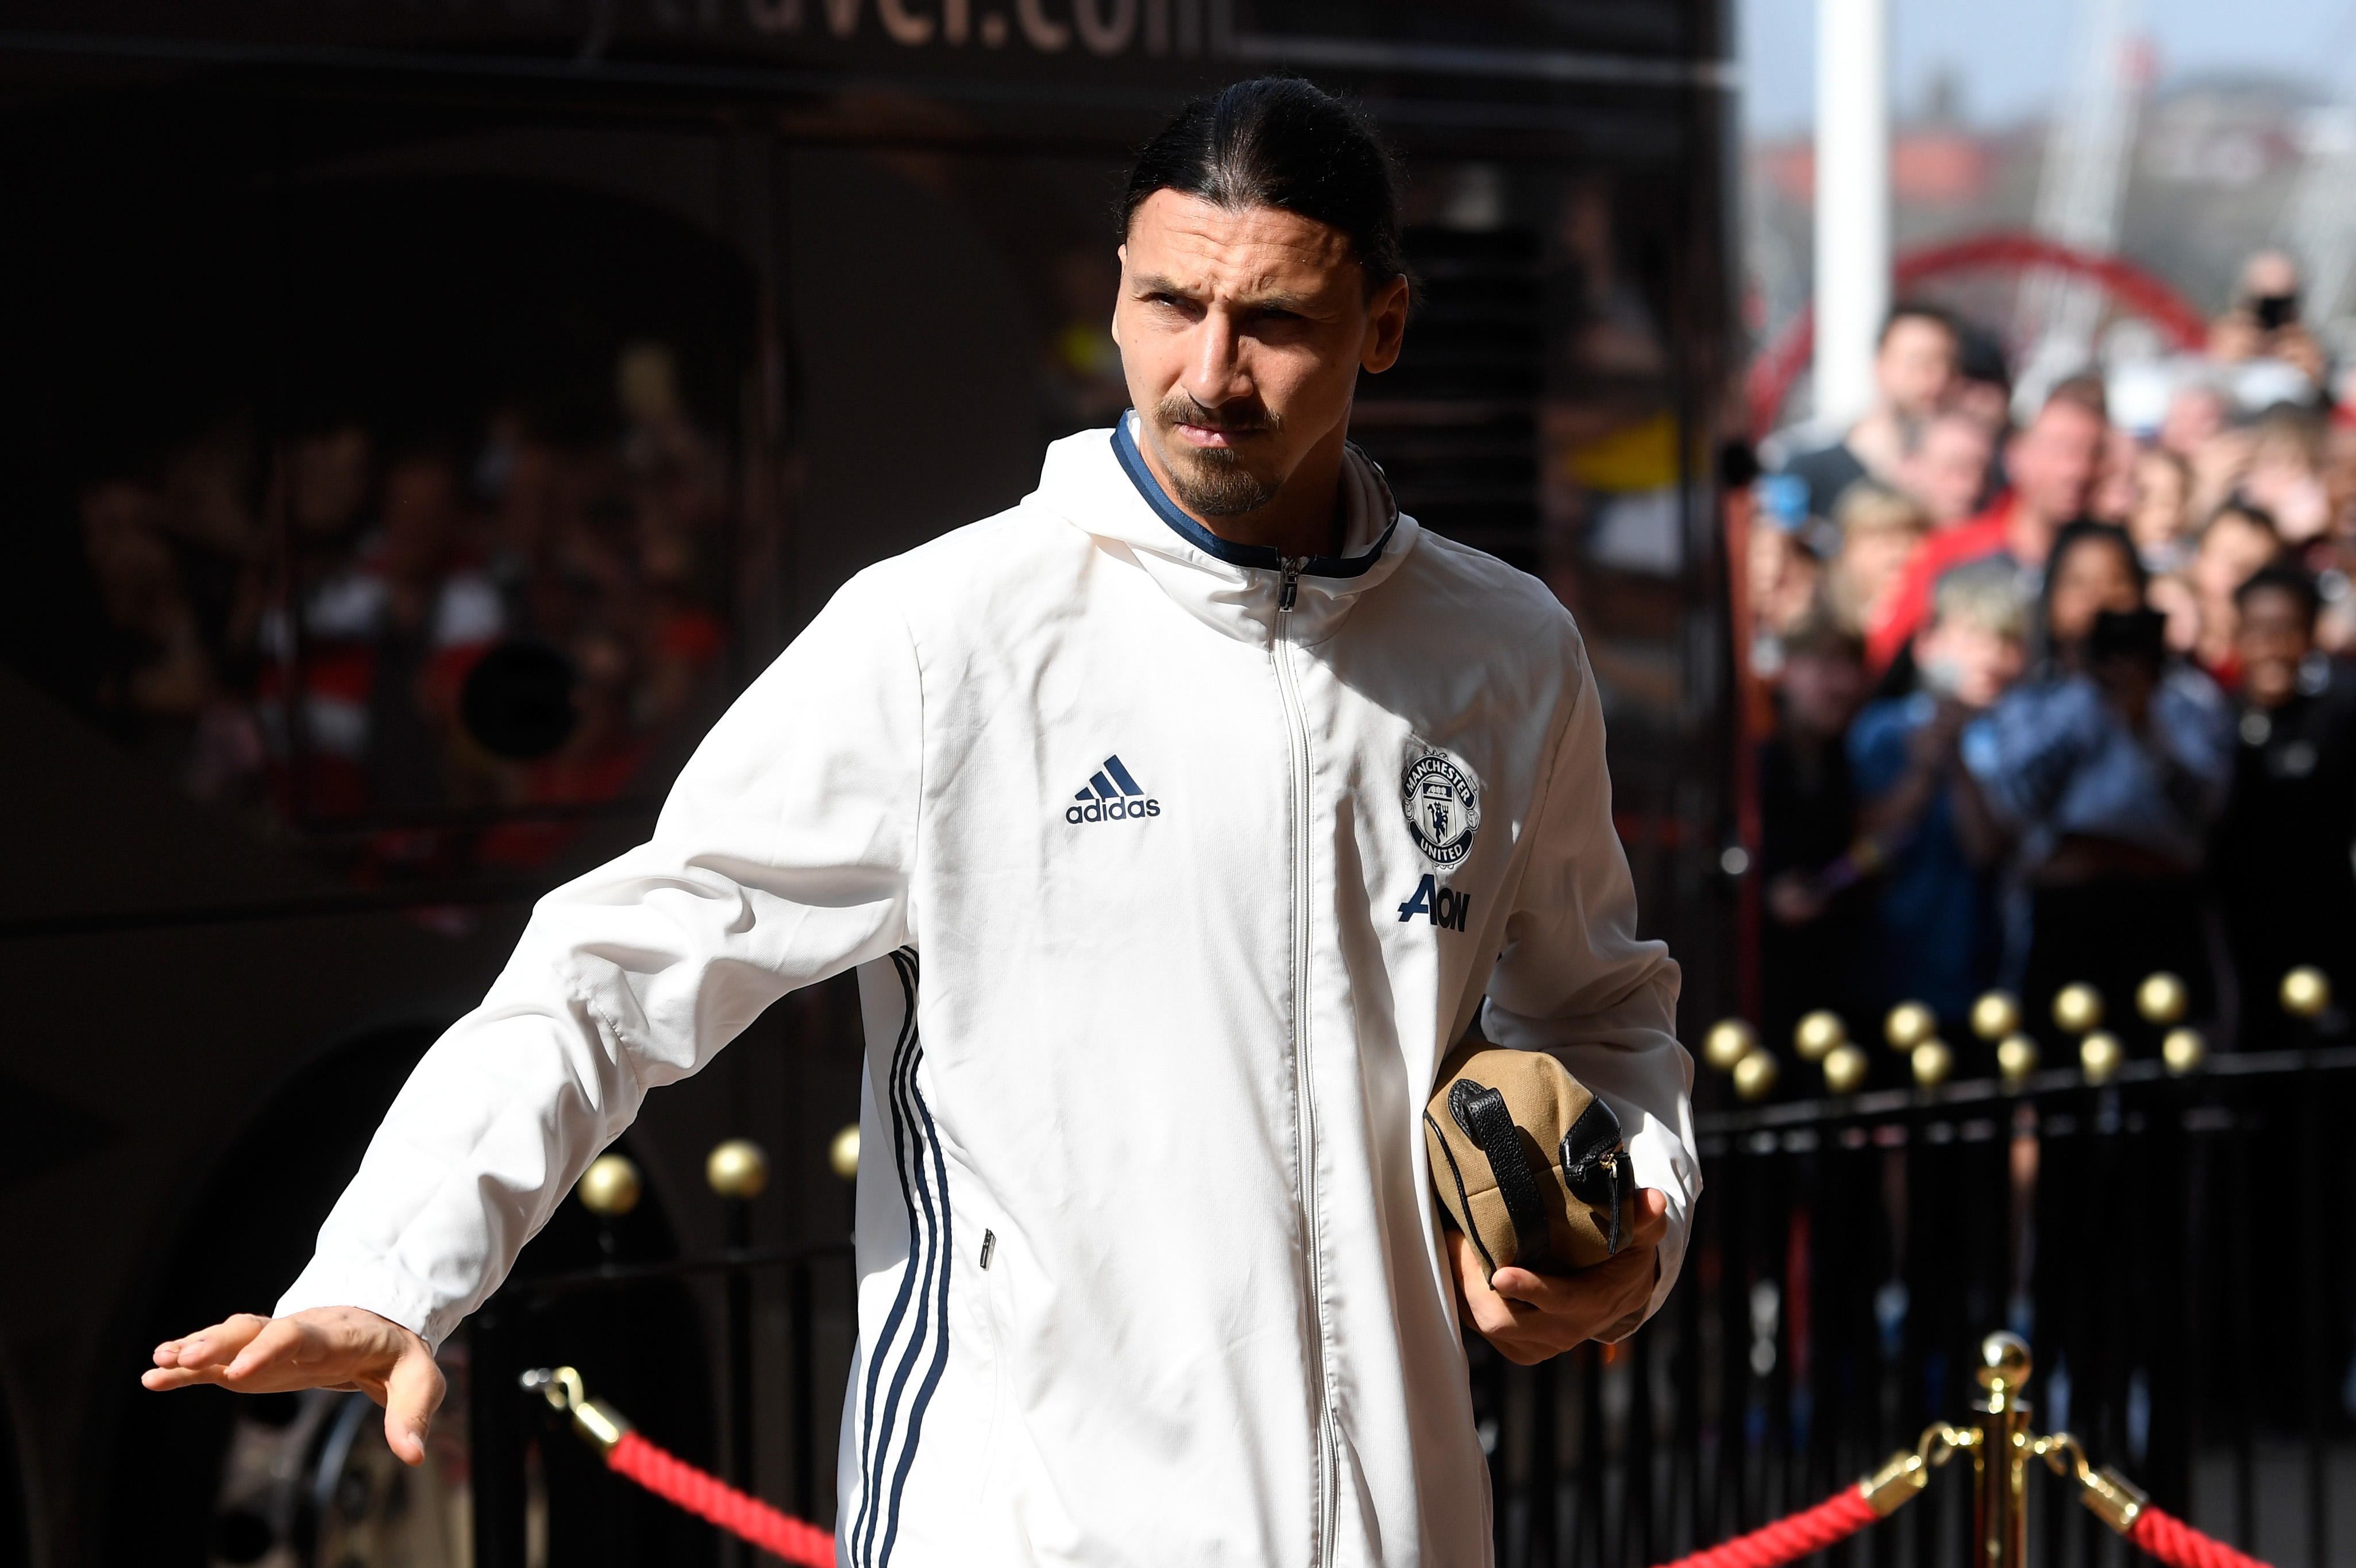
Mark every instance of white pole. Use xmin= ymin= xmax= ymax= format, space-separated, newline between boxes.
xmin=1813 ymin=0 xmax=1890 ymax=431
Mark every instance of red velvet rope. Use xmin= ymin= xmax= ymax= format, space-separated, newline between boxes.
xmin=605 ymin=1430 xmax=836 ymax=1568
xmin=599 ymin=1429 xmax=2259 ymax=1568
xmin=1651 ymin=1484 xmax=1880 ymax=1568
xmin=2128 ymin=1505 xmax=2276 ymax=1568
xmin=604 ymin=1424 xmax=1885 ymax=1568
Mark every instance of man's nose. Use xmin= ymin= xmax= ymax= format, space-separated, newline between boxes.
xmin=1182 ymin=312 xmax=1253 ymax=405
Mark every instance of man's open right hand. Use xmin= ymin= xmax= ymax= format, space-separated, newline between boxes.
xmin=143 ymin=1306 xmax=444 ymax=1466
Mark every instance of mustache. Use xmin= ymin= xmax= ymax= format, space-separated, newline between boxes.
xmin=1155 ymin=391 xmax=1279 ymax=439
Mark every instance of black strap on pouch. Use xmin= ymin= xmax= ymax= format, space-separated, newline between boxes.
xmin=1448 ymin=1077 xmax=1553 ymax=1273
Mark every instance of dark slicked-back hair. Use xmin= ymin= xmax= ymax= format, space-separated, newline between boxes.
xmin=1120 ymin=77 xmax=1407 ymax=293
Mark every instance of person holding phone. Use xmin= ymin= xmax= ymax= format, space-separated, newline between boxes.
xmin=2207 ymin=250 xmax=2327 ymax=401
xmin=1848 ymin=560 xmax=2025 ymax=1041
xmin=1965 ymin=523 xmax=2234 ymax=1048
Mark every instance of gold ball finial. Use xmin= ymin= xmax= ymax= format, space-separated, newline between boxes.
xmin=1971 ymin=990 xmax=2020 ymax=1042
xmin=1884 ymin=1001 xmax=1937 ymax=1052
xmin=1703 ymin=1018 xmax=1759 ymax=1073
xmin=2080 ymin=1031 xmax=2124 ymax=1085
xmin=1977 ymin=1331 xmax=2033 ymax=1389
xmin=578 ymin=1153 xmax=643 ymax=1217
xmin=2137 ymin=972 xmax=2189 ymax=1026
xmin=1793 ymin=1010 xmax=1847 ymax=1062
xmin=2281 ymin=965 xmax=2332 ymax=1019
xmin=2053 ymin=983 xmax=2104 ymax=1035
xmin=705 ymin=1138 xmax=770 ymax=1201
xmin=1822 ymin=1043 xmax=1870 ymax=1095
xmin=828 ymin=1123 xmax=862 ymax=1184
xmin=1910 ymin=1038 xmax=1953 ymax=1088
xmin=1996 ymin=1034 xmax=2040 ymax=1088
xmin=2161 ymin=1028 xmax=2207 ymax=1076
xmin=1732 ymin=1051 xmax=1779 ymax=1102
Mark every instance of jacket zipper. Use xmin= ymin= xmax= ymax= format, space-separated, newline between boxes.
xmin=1274 ymin=555 xmax=1338 ymax=1567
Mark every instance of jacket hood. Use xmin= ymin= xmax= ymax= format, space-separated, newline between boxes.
xmin=1023 ymin=412 xmax=1421 ymax=645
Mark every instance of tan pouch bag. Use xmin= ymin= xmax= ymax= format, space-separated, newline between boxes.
xmin=1424 ymin=1041 xmax=1633 ymax=1284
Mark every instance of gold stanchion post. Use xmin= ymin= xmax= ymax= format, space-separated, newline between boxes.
xmin=1971 ymin=1333 xmax=2034 ymax=1568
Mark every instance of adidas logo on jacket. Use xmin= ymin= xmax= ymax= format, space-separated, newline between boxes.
xmin=1066 ymin=754 xmax=1160 ymax=822
xmin=278 ymin=415 xmax=1699 ymax=1567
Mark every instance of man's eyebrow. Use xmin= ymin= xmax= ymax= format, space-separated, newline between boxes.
xmin=1127 ymin=272 xmax=1322 ymax=312
xmin=1127 ymin=271 xmax=1200 ymax=298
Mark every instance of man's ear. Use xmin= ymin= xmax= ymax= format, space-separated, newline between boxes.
xmin=1109 ymin=244 xmax=1129 ymax=347
xmin=1362 ymin=273 xmax=1411 ymax=374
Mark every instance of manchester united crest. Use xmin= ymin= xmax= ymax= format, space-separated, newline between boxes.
xmin=1402 ymin=752 xmax=1480 ymax=867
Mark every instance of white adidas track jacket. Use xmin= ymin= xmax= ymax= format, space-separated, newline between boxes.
xmin=279 ymin=416 xmax=1699 ymax=1568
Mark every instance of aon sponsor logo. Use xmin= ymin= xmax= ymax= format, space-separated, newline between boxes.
xmin=1397 ymin=874 xmax=1471 ymax=931
xmin=1065 ymin=754 xmax=1163 ymax=824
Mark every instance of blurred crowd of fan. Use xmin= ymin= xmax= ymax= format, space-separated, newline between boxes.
xmin=74 ymin=341 xmax=734 ymax=882
xmin=1749 ymin=252 xmax=2356 ymax=1077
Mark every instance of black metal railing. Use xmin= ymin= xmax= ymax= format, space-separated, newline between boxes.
xmin=1467 ymin=1036 xmax=2354 ymax=1568
xmin=464 ymin=1033 xmax=2353 ymax=1568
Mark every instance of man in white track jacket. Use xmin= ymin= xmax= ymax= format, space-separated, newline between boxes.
xmin=147 ymin=78 xmax=1698 ymax=1567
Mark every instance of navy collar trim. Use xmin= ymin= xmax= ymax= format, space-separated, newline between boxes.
xmin=1109 ymin=415 xmax=1397 ymax=580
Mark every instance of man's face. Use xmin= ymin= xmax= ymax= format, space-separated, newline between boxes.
xmin=1875 ymin=316 xmax=1958 ymax=420
xmin=2007 ymin=402 xmax=2106 ymax=526
xmin=1115 ymin=191 xmax=1408 ymax=526
xmin=1902 ymin=416 xmax=1992 ymax=523
xmin=2242 ymin=250 xmax=2300 ymax=306
xmin=2236 ymin=586 xmax=2312 ymax=709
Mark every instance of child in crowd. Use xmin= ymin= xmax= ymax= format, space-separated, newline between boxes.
xmin=1969 ymin=523 xmax=2234 ymax=1053
xmin=2241 ymin=407 xmax=2331 ymax=547
xmin=1758 ymin=619 xmax=1871 ymax=1055
xmin=2126 ymin=446 xmax=2192 ymax=573
xmin=1747 ymin=513 xmax=1823 ymax=666
xmin=2184 ymin=503 xmax=2281 ymax=683
xmin=2091 ymin=426 xmax=2141 ymax=528
xmin=2158 ymin=381 xmax=2228 ymax=462
xmin=1825 ymin=482 xmax=1930 ymax=640
xmin=1848 ymin=560 xmax=2023 ymax=1037
xmin=2212 ymin=565 xmax=2356 ymax=1047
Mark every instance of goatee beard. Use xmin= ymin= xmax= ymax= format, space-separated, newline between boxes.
xmin=1152 ymin=393 xmax=1281 ymax=518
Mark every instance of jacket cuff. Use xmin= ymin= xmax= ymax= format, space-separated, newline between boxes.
xmin=1614 ymin=1134 xmax=1696 ymax=1337
xmin=275 ymin=1258 xmax=449 ymax=1350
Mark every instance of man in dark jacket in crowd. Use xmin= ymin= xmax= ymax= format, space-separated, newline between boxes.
xmin=2213 ymin=564 xmax=2356 ymax=1046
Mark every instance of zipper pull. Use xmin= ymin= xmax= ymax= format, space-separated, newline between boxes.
xmin=1278 ymin=557 xmax=1304 ymax=612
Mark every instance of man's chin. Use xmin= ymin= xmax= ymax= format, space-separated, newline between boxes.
xmin=1144 ymin=428 xmax=1277 ymax=517
xmin=1167 ymin=460 xmax=1279 ymax=518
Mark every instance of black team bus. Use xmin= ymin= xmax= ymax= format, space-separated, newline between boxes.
xmin=0 ymin=6 xmax=1736 ymax=1565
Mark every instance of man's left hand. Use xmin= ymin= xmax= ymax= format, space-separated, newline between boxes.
xmin=1448 ymin=1188 xmax=1669 ymax=1364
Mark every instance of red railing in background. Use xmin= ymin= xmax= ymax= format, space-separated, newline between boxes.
xmin=1744 ymin=233 xmax=2212 ymax=441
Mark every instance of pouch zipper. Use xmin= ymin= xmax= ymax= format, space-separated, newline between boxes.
xmin=1274 ymin=555 xmax=1338 ymax=1567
